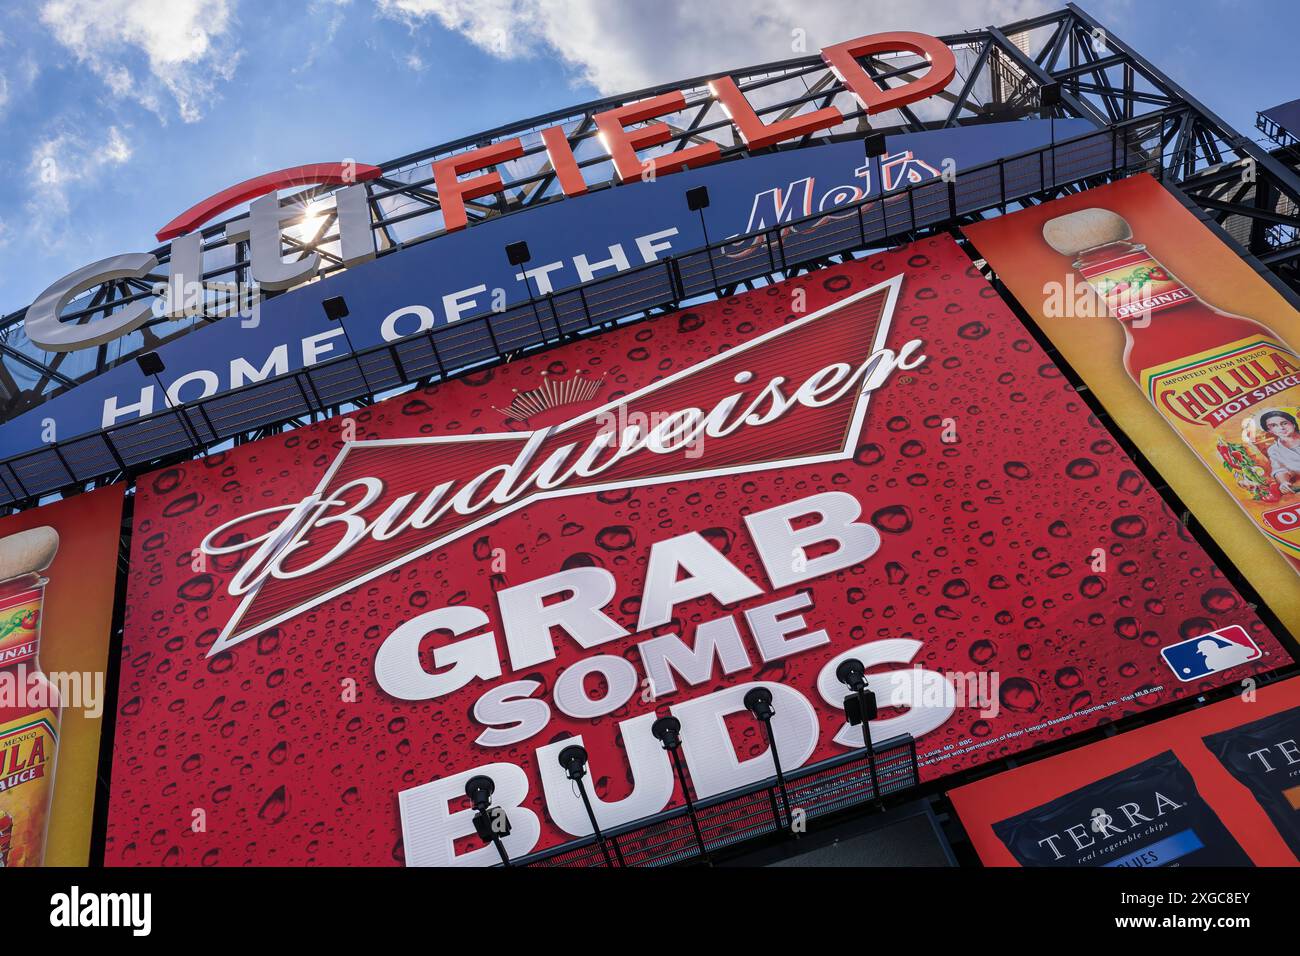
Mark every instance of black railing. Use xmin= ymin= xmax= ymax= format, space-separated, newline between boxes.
xmin=511 ymin=734 xmax=919 ymax=868
xmin=0 ymin=117 xmax=1166 ymax=507
xmin=1257 ymin=111 xmax=1299 ymax=151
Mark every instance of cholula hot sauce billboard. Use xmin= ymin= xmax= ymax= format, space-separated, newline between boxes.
xmin=0 ymin=487 xmax=123 ymax=867
xmin=1042 ymin=207 xmax=1300 ymax=563
xmin=106 ymin=235 xmax=1290 ymax=866
xmin=964 ymin=174 xmax=1300 ymax=638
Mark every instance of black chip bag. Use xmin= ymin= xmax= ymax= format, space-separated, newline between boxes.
xmin=991 ymin=750 xmax=1251 ymax=866
xmin=1204 ymin=705 xmax=1300 ymax=857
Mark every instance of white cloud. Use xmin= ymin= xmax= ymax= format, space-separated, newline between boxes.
xmin=0 ymin=30 xmax=40 ymax=122
xmin=25 ymin=125 xmax=134 ymax=249
xmin=375 ymin=0 xmax=1051 ymax=95
xmin=295 ymin=0 xmax=355 ymax=73
xmin=0 ymin=32 xmax=9 ymax=117
xmin=40 ymin=0 xmax=240 ymax=122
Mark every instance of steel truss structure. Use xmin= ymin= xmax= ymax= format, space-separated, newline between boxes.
xmin=2 ymin=2 xmax=1300 ymax=510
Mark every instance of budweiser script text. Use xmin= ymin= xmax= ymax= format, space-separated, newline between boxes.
xmin=197 ymin=278 xmax=924 ymax=654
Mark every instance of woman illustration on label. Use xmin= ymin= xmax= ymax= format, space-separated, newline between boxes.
xmin=1260 ymin=409 xmax=1300 ymax=495
xmin=0 ymin=811 xmax=12 ymax=867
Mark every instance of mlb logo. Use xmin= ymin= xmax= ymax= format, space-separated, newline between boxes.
xmin=1160 ymin=625 xmax=1261 ymax=682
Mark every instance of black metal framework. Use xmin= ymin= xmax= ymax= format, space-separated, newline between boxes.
xmin=512 ymin=735 xmax=919 ymax=868
xmin=4 ymin=2 xmax=1300 ymax=506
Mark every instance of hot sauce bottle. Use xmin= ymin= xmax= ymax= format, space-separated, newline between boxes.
xmin=0 ymin=527 xmax=62 ymax=867
xmin=1043 ymin=209 xmax=1300 ymax=568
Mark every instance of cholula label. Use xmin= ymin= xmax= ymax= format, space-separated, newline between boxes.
xmin=1140 ymin=336 xmax=1300 ymax=557
xmin=0 ymin=712 xmax=58 ymax=867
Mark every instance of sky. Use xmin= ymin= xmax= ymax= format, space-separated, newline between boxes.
xmin=0 ymin=0 xmax=1296 ymax=317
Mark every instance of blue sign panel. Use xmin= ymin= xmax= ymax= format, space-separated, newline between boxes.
xmin=0 ymin=119 xmax=1091 ymax=457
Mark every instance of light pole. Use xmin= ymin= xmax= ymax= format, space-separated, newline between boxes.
xmin=743 ymin=686 xmax=795 ymax=832
xmin=558 ymin=743 xmax=624 ymax=867
xmin=1041 ymin=81 xmax=1062 ymax=188
xmin=865 ymin=131 xmax=888 ymax=197
xmin=835 ymin=657 xmax=882 ymax=805
xmin=506 ymin=239 xmax=549 ymax=341
xmin=652 ymin=715 xmax=710 ymax=863
xmin=465 ymin=774 xmax=512 ymax=866
xmin=685 ymin=185 xmax=720 ymax=294
xmin=320 ymin=295 xmax=374 ymax=396
xmin=136 ymin=351 xmax=202 ymax=448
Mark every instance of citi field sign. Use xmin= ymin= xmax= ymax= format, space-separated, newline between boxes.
xmin=105 ymin=236 xmax=1288 ymax=867
xmin=25 ymin=31 xmax=956 ymax=356
xmin=4 ymin=27 xmax=1094 ymax=458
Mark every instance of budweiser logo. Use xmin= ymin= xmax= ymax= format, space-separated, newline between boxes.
xmin=492 ymin=369 xmax=606 ymax=421
xmin=200 ymin=274 xmax=921 ymax=655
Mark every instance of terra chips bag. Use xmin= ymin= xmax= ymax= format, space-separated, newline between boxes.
xmin=1204 ymin=705 xmax=1300 ymax=857
xmin=991 ymin=750 xmax=1251 ymax=867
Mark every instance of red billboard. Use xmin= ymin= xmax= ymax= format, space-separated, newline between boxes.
xmin=950 ymin=677 xmax=1300 ymax=866
xmin=106 ymin=234 xmax=1290 ymax=865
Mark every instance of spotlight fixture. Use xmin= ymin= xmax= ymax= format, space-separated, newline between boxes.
xmin=684 ymin=187 xmax=719 ymax=292
xmin=651 ymin=715 xmax=682 ymax=750
xmin=743 ymin=687 xmax=793 ymax=829
xmin=319 ymin=295 xmax=372 ymax=394
xmin=685 ymin=185 xmax=710 ymax=211
xmin=464 ymin=774 xmax=512 ymax=866
xmin=864 ymin=132 xmax=888 ymax=205
xmin=321 ymin=295 xmax=350 ymax=321
xmin=558 ymin=743 xmax=588 ymax=781
xmin=556 ymin=743 xmax=623 ymax=867
xmin=505 ymin=240 xmax=552 ymax=343
xmin=135 ymin=351 xmax=201 ymax=447
xmin=136 ymin=352 xmax=166 ymax=376
xmin=464 ymin=774 xmax=495 ymax=812
xmin=836 ymin=657 xmax=868 ymax=692
xmin=743 ymin=686 xmax=775 ymax=722
xmin=649 ymin=714 xmax=709 ymax=862
xmin=836 ymin=658 xmax=883 ymax=805
xmin=505 ymin=240 xmax=532 ymax=266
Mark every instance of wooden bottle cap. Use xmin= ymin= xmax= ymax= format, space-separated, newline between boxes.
xmin=1042 ymin=208 xmax=1132 ymax=256
xmin=0 ymin=526 xmax=60 ymax=583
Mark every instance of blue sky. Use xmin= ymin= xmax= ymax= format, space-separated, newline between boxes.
xmin=0 ymin=0 xmax=1296 ymax=317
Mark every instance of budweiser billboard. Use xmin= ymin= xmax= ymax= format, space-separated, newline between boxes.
xmin=106 ymin=235 xmax=1291 ymax=866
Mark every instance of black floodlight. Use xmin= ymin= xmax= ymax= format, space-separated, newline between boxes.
xmin=321 ymin=295 xmax=349 ymax=321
